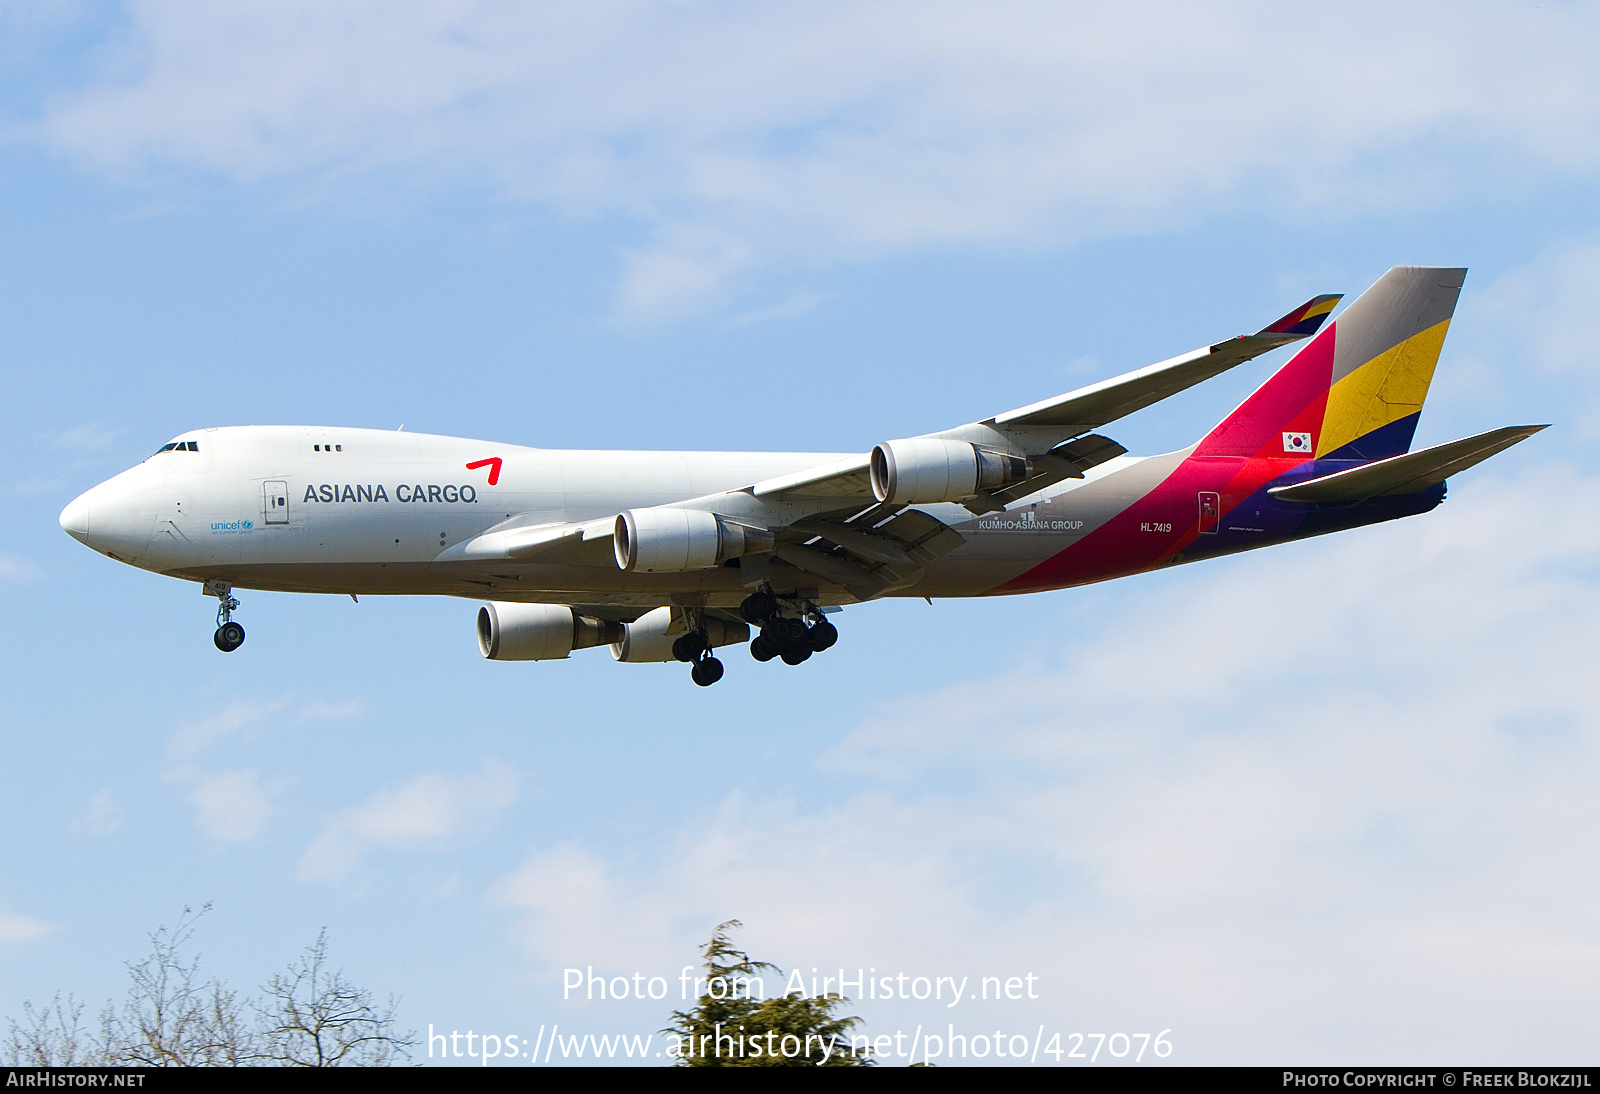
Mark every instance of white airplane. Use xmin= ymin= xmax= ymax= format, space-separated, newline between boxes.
xmin=60 ymin=267 xmax=1542 ymax=685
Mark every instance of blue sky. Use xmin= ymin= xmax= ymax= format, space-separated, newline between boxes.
xmin=2 ymin=0 xmax=1598 ymax=1066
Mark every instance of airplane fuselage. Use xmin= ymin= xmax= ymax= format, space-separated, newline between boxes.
xmin=60 ymin=424 xmax=1439 ymax=610
xmin=55 ymin=268 xmax=1535 ymax=684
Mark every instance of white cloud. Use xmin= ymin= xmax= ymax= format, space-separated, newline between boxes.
xmin=0 ymin=554 xmax=40 ymax=581
xmin=166 ymin=699 xmax=270 ymax=775
xmin=22 ymin=1 xmax=1600 ymax=316
xmin=1477 ymin=239 xmax=1600 ymax=439
xmin=43 ymin=423 xmax=122 ymax=452
xmin=164 ymin=696 xmax=363 ymax=840
xmin=491 ymin=465 xmax=1600 ymax=1060
xmin=291 ymin=698 xmax=367 ymax=723
xmin=166 ymin=695 xmax=364 ymax=772
xmin=0 ymin=906 xmax=57 ymax=944
xmin=298 ymin=760 xmax=518 ymax=885
xmin=189 ymin=769 xmax=275 ymax=842
xmin=495 ymin=844 xmax=681 ymax=971
xmin=73 ymin=789 xmax=124 ymax=835
xmin=723 ymin=288 xmax=821 ymax=328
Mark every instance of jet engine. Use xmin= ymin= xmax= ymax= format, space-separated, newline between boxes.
xmin=477 ymin=602 xmax=623 ymax=661
xmin=869 ymin=438 xmax=1030 ymax=504
xmin=611 ymin=606 xmax=750 ymax=662
xmin=614 ymin=507 xmax=774 ymax=573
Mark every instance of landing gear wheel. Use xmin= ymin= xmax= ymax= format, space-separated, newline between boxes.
xmin=750 ymin=635 xmax=778 ymax=662
xmin=807 ymin=619 xmax=839 ymax=652
xmin=780 ymin=647 xmax=812 ymax=666
xmin=690 ymin=656 xmax=724 ymax=686
xmin=740 ymin=591 xmax=777 ymax=624
xmin=672 ymin=632 xmax=709 ymax=663
xmin=207 ymin=580 xmax=244 ymax=651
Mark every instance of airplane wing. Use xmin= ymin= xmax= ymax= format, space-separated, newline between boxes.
xmin=979 ymin=294 xmax=1342 ymax=437
xmin=749 ymin=453 xmax=873 ymax=499
xmin=441 ymin=291 xmax=1341 ymax=589
xmin=1267 ymin=425 xmax=1548 ymax=503
xmin=751 ymin=292 xmax=1339 ymax=507
xmin=437 ymin=516 xmax=616 ymax=565
xmin=771 ymin=507 xmax=969 ymax=601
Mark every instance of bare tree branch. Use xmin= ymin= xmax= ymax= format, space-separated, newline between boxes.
xmin=4 ymin=909 xmax=413 ymax=1068
xmin=5 ymin=994 xmax=101 ymax=1066
xmin=256 ymin=929 xmax=414 ymax=1067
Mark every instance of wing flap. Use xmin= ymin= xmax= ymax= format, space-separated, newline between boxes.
xmin=775 ymin=508 xmax=968 ymax=601
xmin=790 ymin=519 xmax=914 ymax=566
xmin=1267 ymin=425 xmax=1548 ymax=504
xmin=964 ymin=432 xmax=1128 ymax=512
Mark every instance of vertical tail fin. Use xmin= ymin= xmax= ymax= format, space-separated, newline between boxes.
xmin=1195 ymin=267 xmax=1466 ymax=461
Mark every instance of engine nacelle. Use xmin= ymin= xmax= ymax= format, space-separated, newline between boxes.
xmin=869 ymin=438 xmax=1030 ymax=504
xmin=611 ymin=606 xmax=751 ymax=662
xmin=614 ymin=507 xmax=774 ymax=573
xmin=477 ymin=603 xmax=622 ymax=661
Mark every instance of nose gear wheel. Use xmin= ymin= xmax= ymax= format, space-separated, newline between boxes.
xmin=205 ymin=579 xmax=246 ymax=653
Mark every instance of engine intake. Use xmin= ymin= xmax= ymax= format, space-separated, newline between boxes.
xmin=614 ymin=508 xmax=774 ymax=572
xmin=477 ymin=603 xmax=623 ymax=661
xmin=870 ymin=439 xmax=1030 ymax=504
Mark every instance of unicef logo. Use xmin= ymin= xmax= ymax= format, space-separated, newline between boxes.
xmin=241 ymin=520 xmax=253 ymax=529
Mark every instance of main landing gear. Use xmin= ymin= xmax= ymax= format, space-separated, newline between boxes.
xmin=671 ymin=628 xmax=725 ymax=688
xmin=669 ymin=593 xmax=840 ymax=687
xmin=206 ymin=579 xmax=245 ymax=653
xmin=741 ymin=591 xmax=837 ymax=667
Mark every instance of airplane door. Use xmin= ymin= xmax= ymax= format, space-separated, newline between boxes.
xmin=1198 ymin=491 xmax=1220 ymax=535
xmin=264 ymin=480 xmax=289 ymax=525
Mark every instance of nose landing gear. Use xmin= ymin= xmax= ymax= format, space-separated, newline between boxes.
xmin=206 ymin=579 xmax=245 ymax=652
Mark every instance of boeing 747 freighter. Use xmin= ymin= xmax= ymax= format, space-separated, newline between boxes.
xmin=60 ymin=267 xmax=1543 ymax=685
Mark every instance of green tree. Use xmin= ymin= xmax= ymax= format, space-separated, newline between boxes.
xmin=664 ymin=920 xmax=871 ymax=1067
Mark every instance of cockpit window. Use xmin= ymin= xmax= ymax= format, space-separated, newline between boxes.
xmin=150 ymin=441 xmax=200 ymax=456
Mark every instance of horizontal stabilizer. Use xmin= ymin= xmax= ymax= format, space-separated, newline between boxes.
xmin=1267 ymin=425 xmax=1548 ymax=504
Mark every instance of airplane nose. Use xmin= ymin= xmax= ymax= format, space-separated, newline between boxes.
xmin=59 ymin=492 xmax=91 ymax=541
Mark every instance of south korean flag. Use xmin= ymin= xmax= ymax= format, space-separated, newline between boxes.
xmin=1282 ymin=431 xmax=1313 ymax=455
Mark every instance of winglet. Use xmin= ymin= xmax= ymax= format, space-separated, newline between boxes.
xmin=1257 ymin=293 xmax=1342 ymax=337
